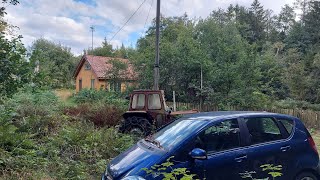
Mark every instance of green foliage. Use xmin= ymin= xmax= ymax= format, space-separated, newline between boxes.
xmin=72 ymin=89 xmax=128 ymax=108
xmin=131 ymin=0 xmax=320 ymax=108
xmin=87 ymin=39 xmax=132 ymax=59
xmin=0 ymin=0 xmax=19 ymax=32
xmin=0 ymin=90 xmax=134 ymax=179
xmin=72 ymin=89 xmax=110 ymax=103
xmin=274 ymin=99 xmax=320 ymax=111
xmin=29 ymin=38 xmax=78 ymax=89
xmin=0 ymin=34 xmax=31 ymax=99
xmin=142 ymin=156 xmax=198 ymax=180
xmin=240 ymin=164 xmax=282 ymax=180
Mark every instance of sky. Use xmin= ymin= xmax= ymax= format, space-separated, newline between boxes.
xmin=3 ymin=0 xmax=295 ymax=55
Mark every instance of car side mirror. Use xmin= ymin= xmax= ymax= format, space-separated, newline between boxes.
xmin=190 ymin=148 xmax=207 ymax=160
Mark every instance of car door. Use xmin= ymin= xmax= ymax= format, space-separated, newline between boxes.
xmin=190 ymin=118 xmax=248 ymax=180
xmin=238 ymin=116 xmax=292 ymax=180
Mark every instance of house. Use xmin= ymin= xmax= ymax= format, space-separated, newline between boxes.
xmin=73 ymin=55 xmax=137 ymax=92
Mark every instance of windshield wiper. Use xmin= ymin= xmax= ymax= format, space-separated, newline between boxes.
xmin=144 ymin=136 xmax=163 ymax=149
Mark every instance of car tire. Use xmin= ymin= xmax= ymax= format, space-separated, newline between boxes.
xmin=295 ymin=172 xmax=318 ymax=180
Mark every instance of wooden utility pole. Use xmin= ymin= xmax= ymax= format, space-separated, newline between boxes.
xmin=153 ymin=0 xmax=160 ymax=90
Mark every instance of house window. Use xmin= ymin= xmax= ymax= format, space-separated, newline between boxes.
xmin=79 ymin=79 xmax=82 ymax=91
xmin=84 ymin=62 xmax=91 ymax=70
xmin=110 ymin=81 xmax=121 ymax=92
xmin=91 ymin=79 xmax=95 ymax=89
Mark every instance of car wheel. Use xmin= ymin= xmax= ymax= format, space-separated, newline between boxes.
xmin=296 ymin=172 xmax=318 ymax=180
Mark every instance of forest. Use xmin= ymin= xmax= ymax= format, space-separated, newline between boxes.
xmin=2 ymin=0 xmax=320 ymax=110
xmin=1 ymin=0 xmax=320 ymax=179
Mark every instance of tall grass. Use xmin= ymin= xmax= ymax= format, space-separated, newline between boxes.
xmin=0 ymin=89 xmax=134 ymax=179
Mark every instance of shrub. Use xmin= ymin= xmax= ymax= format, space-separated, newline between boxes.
xmin=43 ymin=121 xmax=134 ymax=179
xmin=64 ymin=103 xmax=125 ymax=127
xmin=72 ymin=89 xmax=128 ymax=110
xmin=0 ymin=90 xmax=134 ymax=179
xmin=72 ymin=89 xmax=108 ymax=104
xmin=4 ymin=90 xmax=60 ymax=117
xmin=274 ymin=99 xmax=320 ymax=111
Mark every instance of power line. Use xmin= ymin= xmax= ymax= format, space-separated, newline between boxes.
xmin=141 ymin=0 xmax=154 ymax=37
xmin=109 ymin=0 xmax=148 ymax=42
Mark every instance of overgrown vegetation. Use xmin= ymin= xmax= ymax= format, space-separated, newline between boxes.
xmin=2 ymin=0 xmax=320 ymax=179
xmin=0 ymin=89 xmax=134 ymax=179
xmin=142 ymin=156 xmax=197 ymax=180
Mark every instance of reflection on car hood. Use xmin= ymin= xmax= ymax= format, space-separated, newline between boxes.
xmin=108 ymin=142 xmax=165 ymax=179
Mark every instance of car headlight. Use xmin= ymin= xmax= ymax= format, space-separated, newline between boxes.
xmin=121 ymin=176 xmax=146 ymax=180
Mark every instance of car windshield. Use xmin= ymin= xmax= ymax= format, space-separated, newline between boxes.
xmin=149 ymin=118 xmax=206 ymax=150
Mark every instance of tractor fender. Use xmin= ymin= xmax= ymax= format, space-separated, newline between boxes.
xmin=122 ymin=111 xmax=154 ymax=124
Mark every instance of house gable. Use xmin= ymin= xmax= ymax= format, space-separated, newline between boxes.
xmin=75 ymin=58 xmax=99 ymax=92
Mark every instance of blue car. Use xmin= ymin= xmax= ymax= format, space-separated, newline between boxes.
xmin=102 ymin=111 xmax=320 ymax=180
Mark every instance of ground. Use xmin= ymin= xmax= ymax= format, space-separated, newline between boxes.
xmin=311 ymin=130 xmax=320 ymax=151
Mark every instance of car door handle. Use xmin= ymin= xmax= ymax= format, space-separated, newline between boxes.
xmin=234 ymin=155 xmax=247 ymax=163
xmin=280 ymin=145 xmax=291 ymax=152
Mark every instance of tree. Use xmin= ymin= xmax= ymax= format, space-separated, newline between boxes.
xmin=197 ymin=13 xmax=263 ymax=108
xmin=88 ymin=37 xmax=114 ymax=57
xmin=29 ymin=38 xmax=77 ymax=88
xmin=258 ymin=43 xmax=288 ymax=99
xmin=277 ymin=4 xmax=296 ymax=36
xmin=294 ymin=0 xmax=310 ymax=24
xmin=0 ymin=34 xmax=30 ymax=98
xmin=114 ymin=43 xmax=128 ymax=58
xmin=134 ymin=15 xmax=209 ymax=102
xmin=248 ymin=0 xmax=267 ymax=45
xmin=1 ymin=0 xmax=19 ymax=32
xmin=104 ymin=59 xmax=128 ymax=92
xmin=304 ymin=1 xmax=320 ymax=46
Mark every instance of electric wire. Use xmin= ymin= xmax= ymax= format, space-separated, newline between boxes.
xmin=141 ymin=0 xmax=154 ymax=37
xmin=109 ymin=0 xmax=148 ymax=42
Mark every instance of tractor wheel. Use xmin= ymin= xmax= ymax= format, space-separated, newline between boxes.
xmin=119 ymin=116 xmax=153 ymax=137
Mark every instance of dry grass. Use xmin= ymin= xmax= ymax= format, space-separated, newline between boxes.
xmin=54 ymin=89 xmax=74 ymax=101
xmin=311 ymin=130 xmax=320 ymax=151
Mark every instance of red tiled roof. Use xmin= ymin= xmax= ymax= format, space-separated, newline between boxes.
xmin=74 ymin=55 xmax=137 ymax=80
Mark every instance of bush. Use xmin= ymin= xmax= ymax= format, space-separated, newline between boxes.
xmin=73 ymin=89 xmax=109 ymax=104
xmin=0 ymin=90 xmax=134 ymax=179
xmin=4 ymin=90 xmax=60 ymax=117
xmin=72 ymin=89 xmax=128 ymax=110
xmin=42 ymin=121 xmax=134 ymax=179
xmin=64 ymin=103 xmax=125 ymax=127
xmin=274 ymin=99 xmax=320 ymax=111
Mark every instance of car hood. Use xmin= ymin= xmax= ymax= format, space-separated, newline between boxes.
xmin=108 ymin=141 xmax=165 ymax=179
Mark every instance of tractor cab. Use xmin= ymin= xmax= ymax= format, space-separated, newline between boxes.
xmin=119 ymin=90 xmax=198 ymax=136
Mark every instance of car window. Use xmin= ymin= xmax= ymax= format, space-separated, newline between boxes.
xmin=245 ymin=117 xmax=282 ymax=145
xmin=152 ymin=119 xmax=205 ymax=149
xmin=131 ymin=94 xmax=145 ymax=109
xmin=197 ymin=119 xmax=240 ymax=153
xmin=278 ymin=119 xmax=294 ymax=137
